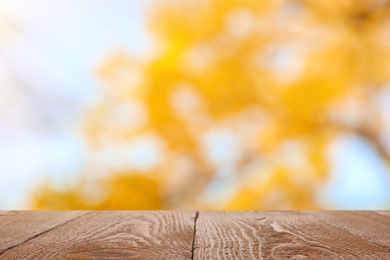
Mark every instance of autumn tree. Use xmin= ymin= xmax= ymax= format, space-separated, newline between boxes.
xmin=33 ymin=0 xmax=390 ymax=210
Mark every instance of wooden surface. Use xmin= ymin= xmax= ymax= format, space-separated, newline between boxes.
xmin=0 ymin=211 xmax=389 ymax=259
xmin=194 ymin=211 xmax=390 ymax=259
xmin=0 ymin=211 xmax=89 ymax=254
xmin=0 ymin=211 xmax=196 ymax=260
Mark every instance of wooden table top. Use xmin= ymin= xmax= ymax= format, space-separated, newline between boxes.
xmin=0 ymin=210 xmax=389 ymax=259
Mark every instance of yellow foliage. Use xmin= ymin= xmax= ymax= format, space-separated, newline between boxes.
xmin=33 ymin=174 xmax=163 ymax=210
xmin=32 ymin=0 xmax=390 ymax=210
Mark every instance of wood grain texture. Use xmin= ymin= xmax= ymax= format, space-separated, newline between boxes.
xmin=0 ymin=211 xmax=196 ymax=260
xmin=0 ymin=210 xmax=89 ymax=254
xmin=194 ymin=211 xmax=390 ymax=259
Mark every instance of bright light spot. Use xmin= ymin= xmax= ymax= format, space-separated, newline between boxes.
xmin=201 ymin=128 xmax=240 ymax=167
xmin=328 ymin=95 xmax=364 ymax=127
xmin=277 ymin=141 xmax=308 ymax=171
xmin=112 ymin=66 xmax=144 ymax=90
xmin=225 ymin=9 xmax=257 ymax=39
xmin=182 ymin=44 xmax=214 ymax=74
xmin=170 ymin=83 xmax=203 ymax=118
xmin=256 ymin=43 xmax=305 ymax=83
xmin=124 ymin=135 xmax=164 ymax=171
xmin=321 ymin=136 xmax=390 ymax=209
xmin=110 ymin=100 xmax=148 ymax=129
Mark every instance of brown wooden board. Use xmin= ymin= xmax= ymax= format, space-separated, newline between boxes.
xmin=1 ymin=210 xmax=390 ymax=259
xmin=0 ymin=210 xmax=89 ymax=254
xmin=193 ymin=211 xmax=390 ymax=259
xmin=0 ymin=211 xmax=196 ymax=260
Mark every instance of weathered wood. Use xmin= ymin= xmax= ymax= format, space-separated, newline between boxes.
xmin=0 ymin=210 xmax=89 ymax=254
xmin=1 ymin=210 xmax=390 ymax=259
xmin=0 ymin=211 xmax=196 ymax=260
xmin=193 ymin=211 xmax=390 ymax=259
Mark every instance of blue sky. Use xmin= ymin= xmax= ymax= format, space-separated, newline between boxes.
xmin=0 ymin=0 xmax=154 ymax=208
xmin=321 ymin=135 xmax=390 ymax=209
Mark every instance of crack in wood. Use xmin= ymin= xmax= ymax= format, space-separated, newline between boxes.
xmin=191 ymin=211 xmax=199 ymax=260
xmin=0 ymin=211 xmax=93 ymax=256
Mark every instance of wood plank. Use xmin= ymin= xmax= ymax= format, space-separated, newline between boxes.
xmin=194 ymin=211 xmax=390 ymax=259
xmin=0 ymin=211 xmax=196 ymax=260
xmin=0 ymin=210 xmax=89 ymax=254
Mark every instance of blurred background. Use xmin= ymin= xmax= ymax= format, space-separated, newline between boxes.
xmin=1 ymin=0 xmax=390 ymax=210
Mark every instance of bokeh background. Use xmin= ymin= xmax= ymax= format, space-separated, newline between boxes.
xmin=1 ymin=0 xmax=390 ymax=210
